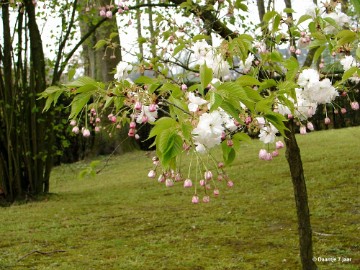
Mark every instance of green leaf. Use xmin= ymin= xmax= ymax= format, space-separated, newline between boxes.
xmin=297 ymin=14 xmax=312 ymax=26
xmin=93 ymin=39 xmax=108 ymax=50
xmin=200 ymin=63 xmax=213 ymax=95
xmin=313 ymin=46 xmax=326 ymax=64
xmin=69 ymin=92 xmax=93 ymax=119
xmin=68 ymin=68 xmax=76 ymax=81
xmin=222 ymin=141 xmax=236 ymax=166
xmin=181 ymin=122 xmax=193 ymax=142
xmin=192 ymin=34 xmax=210 ymax=42
xmin=264 ymin=112 xmax=288 ymax=136
xmin=283 ymin=57 xmax=299 ymax=81
xmin=236 ymin=75 xmax=260 ymax=86
xmin=149 ymin=117 xmax=178 ymax=139
xmin=356 ymin=47 xmax=360 ymax=60
xmin=336 ymin=30 xmax=357 ymax=46
xmin=232 ymin=132 xmax=251 ymax=143
xmin=173 ymin=44 xmax=185 ymax=57
xmin=255 ymin=98 xmax=274 ymax=113
xmin=263 ymin=10 xmax=277 ymax=23
xmin=65 ymin=76 xmax=97 ymax=88
xmin=283 ymin=8 xmax=295 ymax=14
xmin=135 ymin=76 xmax=157 ymax=85
xmin=258 ymin=79 xmax=277 ymax=92
xmin=109 ymin=32 xmax=118 ymax=40
xmin=209 ymin=92 xmax=223 ymax=111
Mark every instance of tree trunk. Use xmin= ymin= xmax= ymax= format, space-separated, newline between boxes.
xmin=284 ymin=120 xmax=318 ymax=270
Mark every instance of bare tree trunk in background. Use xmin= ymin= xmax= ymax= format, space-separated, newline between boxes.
xmin=136 ymin=0 xmax=144 ymax=62
xmin=148 ymin=0 xmax=157 ymax=59
xmin=79 ymin=0 xmax=122 ymax=82
xmin=257 ymin=0 xmax=266 ymax=22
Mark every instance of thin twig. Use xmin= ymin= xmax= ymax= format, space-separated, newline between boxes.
xmin=17 ymin=250 xmax=66 ymax=262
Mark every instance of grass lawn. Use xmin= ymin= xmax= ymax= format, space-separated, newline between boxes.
xmin=0 ymin=127 xmax=359 ymax=270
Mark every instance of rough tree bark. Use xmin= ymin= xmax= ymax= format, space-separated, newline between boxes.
xmin=285 ymin=120 xmax=318 ymax=270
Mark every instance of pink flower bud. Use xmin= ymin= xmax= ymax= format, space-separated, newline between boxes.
xmin=334 ymin=109 xmax=338 ymax=114
xmin=135 ymin=102 xmax=142 ymax=110
xmin=324 ymin=117 xmax=331 ymax=125
xmin=106 ymin=10 xmax=113 ymax=18
xmin=213 ymin=189 xmax=220 ymax=196
xmin=142 ymin=115 xmax=149 ymax=123
xmin=128 ymin=128 xmax=135 ymax=137
xmin=111 ymin=116 xmax=117 ymax=123
xmin=192 ymin=195 xmax=199 ymax=204
xmin=82 ymin=128 xmax=91 ymax=137
xmin=204 ymin=170 xmax=213 ymax=180
xmin=175 ymin=173 xmax=182 ymax=182
xmin=206 ymin=184 xmax=211 ymax=190
xmin=95 ymin=117 xmax=101 ymax=123
xmin=245 ymin=116 xmax=252 ymax=124
xmin=218 ymin=162 xmax=224 ymax=168
xmin=99 ymin=10 xmax=106 ymax=17
xmin=289 ymin=46 xmax=296 ymax=53
xmin=259 ymin=149 xmax=267 ymax=160
xmin=72 ymin=126 xmax=79 ymax=134
xmin=199 ymin=179 xmax=206 ymax=186
xmin=184 ymin=179 xmax=192 ymax=188
xmin=181 ymin=84 xmax=188 ymax=91
xmin=307 ymin=122 xmax=314 ymax=131
xmin=341 ymin=108 xmax=347 ymax=114
xmin=227 ymin=139 xmax=233 ymax=147
xmin=295 ymin=49 xmax=301 ymax=55
xmin=129 ymin=121 xmax=136 ymax=129
xmin=70 ymin=120 xmax=77 ymax=126
xmin=275 ymin=141 xmax=284 ymax=149
xmin=202 ymin=196 xmax=210 ymax=203
xmin=158 ymin=174 xmax=166 ymax=183
xmin=217 ymin=174 xmax=223 ymax=181
xmin=95 ymin=126 xmax=100 ymax=132
xmin=148 ymin=170 xmax=156 ymax=178
xmin=221 ymin=132 xmax=226 ymax=140
xmin=183 ymin=142 xmax=190 ymax=151
xmin=300 ymin=126 xmax=307 ymax=135
xmin=272 ymin=150 xmax=279 ymax=157
xmin=351 ymin=101 xmax=359 ymax=110
xmin=149 ymin=104 xmax=157 ymax=112
xmin=227 ymin=181 xmax=234 ymax=187
xmin=165 ymin=179 xmax=174 ymax=187
xmin=265 ymin=153 xmax=273 ymax=161
xmin=287 ymin=114 xmax=293 ymax=119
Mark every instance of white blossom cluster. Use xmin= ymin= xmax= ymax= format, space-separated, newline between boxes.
xmin=191 ymin=109 xmax=237 ymax=153
xmin=114 ymin=61 xmax=132 ymax=81
xmin=340 ymin=55 xmax=360 ymax=83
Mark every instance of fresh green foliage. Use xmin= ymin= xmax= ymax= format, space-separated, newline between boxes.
xmin=0 ymin=127 xmax=359 ymax=270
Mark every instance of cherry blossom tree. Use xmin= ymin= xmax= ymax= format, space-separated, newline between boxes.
xmin=40 ymin=1 xmax=359 ymax=269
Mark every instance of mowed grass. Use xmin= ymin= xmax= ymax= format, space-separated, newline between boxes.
xmin=0 ymin=127 xmax=359 ymax=270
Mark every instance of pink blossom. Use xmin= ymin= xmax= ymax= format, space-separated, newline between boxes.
xmin=351 ymin=101 xmax=359 ymax=110
xmin=324 ymin=117 xmax=331 ymax=125
xmin=227 ymin=181 xmax=234 ymax=187
xmin=158 ymin=174 xmax=166 ymax=183
xmin=275 ymin=141 xmax=284 ymax=149
xmin=341 ymin=108 xmax=347 ymax=114
xmin=218 ymin=162 xmax=224 ymax=168
xmin=99 ymin=9 xmax=106 ymax=17
xmin=148 ymin=104 xmax=157 ymax=112
xmin=95 ymin=117 xmax=101 ymax=123
xmin=70 ymin=120 xmax=77 ymax=126
xmin=217 ymin=174 xmax=223 ymax=181
xmin=148 ymin=170 xmax=156 ymax=178
xmin=82 ymin=128 xmax=91 ymax=137
xmin=245 ymin=116 xmax=252 ymax=124
xmin=106 ymin=10 xmax=112 ymax=18
xmin=184 ymin=179 xmax=192 ymax=188
xmin=95 ymin=126 xmax=101 ymax=132
xmin=134 ymin=102 xmax=142 ymax=110
xmin=128 ymin=128 xmax=135 ymax=137
xmin=192 ymin=195 xmax=199 ymax=204
xmin=165 ymin=179 xmax=174 ymax=187
xmin=181 ymin=84 xmax=188 ymax=91
xmin=213 ymin=189 xmax=220 ymax=196
xmin=135 ymin=134 xmax=140 ymax=140
xmin=259 ymin=149 xmax=267 ymax=160
xmin=72 ymin=126 xmax=80 ymax=134
xmin=129 ymin=121 xmax=136 ymax=128
xmin=272 ymin=150 xmax=279 ymax=157
xmin=227 ymin=139 xmax=233 ymax=147
xmin=289 ymin=46 xmax=296 ymax=53
xmin=204 ymin=170 xmax=213 ymax=180
xmin=295 ymin=49 xmax=301 ymax=55
xmin=202 ymin=196 xmax=210 ymax=203
xmin=199 ymin=179 xmax=206 ymax=186
xmin=300 ymin=126 xmax=307 ymax=135
xmin=174 ymin=173 xmax=182 ymax=182
xmin=307 ymin=122 xmax=314 ymax=131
